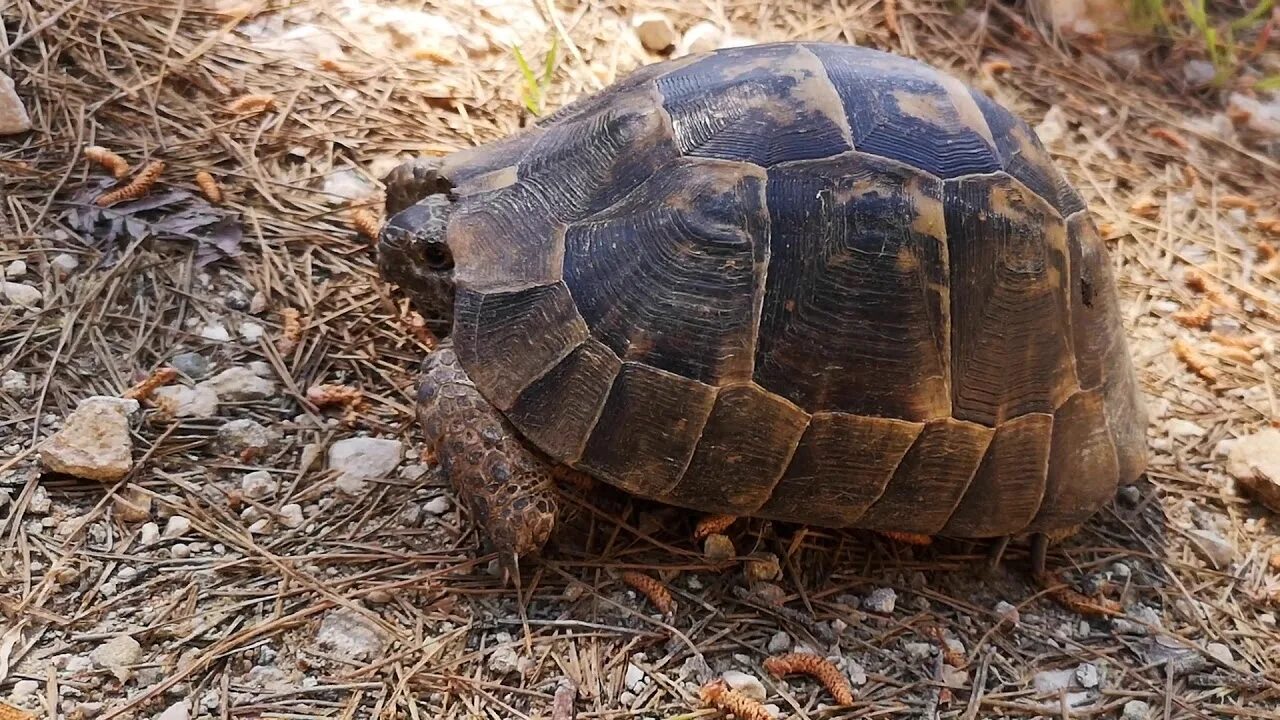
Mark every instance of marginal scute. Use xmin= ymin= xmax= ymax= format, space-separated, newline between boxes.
xmin=667 ymin=384 xmax=810 ymax=513
xmin=807 ymin=43 xmax=1001 ymax=177
xmin=757 ymin=412 xmax=923 ymax=526
xmin=657 ymin=43 xmax=853 ymax=165
xmin=1027 ymin=389 xmax=1120 ymax=532
xmin=946 ymin=173 xmax=1078 ymax=426
xmin=576 ymin=362 xmax=717 ymax=497
xmin=858 ymin=418 xmax=994 ymax=535
xmin=942 ymin=412 xmax=1052 ymax=537
xmin=564 ymin=158 xmax=768 ymax=385
xmin=453 ymin=283 xmax=589 ymax=411
xmin=756 ymin=152 xmax=951 ymax=420
xmin=505 ymin=338 xmax=621 ymax=463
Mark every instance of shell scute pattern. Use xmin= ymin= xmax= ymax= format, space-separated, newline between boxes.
xmin=442 ymin=42 xmax=1146 ymax=536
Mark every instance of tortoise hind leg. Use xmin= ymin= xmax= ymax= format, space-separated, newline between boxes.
xmin=417 ymin=339 xmax=558 ymax=581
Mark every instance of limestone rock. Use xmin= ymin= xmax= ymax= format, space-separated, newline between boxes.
xmin=0 ymin=72 xmax=31 ymax=135
xmin=1226 ymin=429 xmax=1280 ymax=513
xmin=39 ymin=397 xmax=138 ymax=481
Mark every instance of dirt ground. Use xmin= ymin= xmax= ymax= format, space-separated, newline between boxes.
xmin=3 ymin=1 xmax=1280 ymax=719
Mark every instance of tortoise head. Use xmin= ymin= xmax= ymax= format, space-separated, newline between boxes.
xmin=377 ymin=193 xmax=457 ymax=335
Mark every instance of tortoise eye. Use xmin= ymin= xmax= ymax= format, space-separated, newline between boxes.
xmin=423 ymin=243 xmax=454 ymax=271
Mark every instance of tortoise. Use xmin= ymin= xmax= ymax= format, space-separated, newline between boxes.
xmin=376 ymin=41 xmax=1148 ymax=579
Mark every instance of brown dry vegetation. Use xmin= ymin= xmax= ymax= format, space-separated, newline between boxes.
xmin=2 ymin=2 xmax=1280 ymax=719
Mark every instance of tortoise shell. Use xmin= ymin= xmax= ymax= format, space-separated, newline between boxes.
xmin=432 ymin=41 xmax=1147 ymax=537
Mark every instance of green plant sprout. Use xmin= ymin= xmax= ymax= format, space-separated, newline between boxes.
xmin=512 ymin=36 xmax=559 ymax=117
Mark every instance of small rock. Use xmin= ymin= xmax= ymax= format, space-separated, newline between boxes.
xmin=39 ymin=396 xmax=138 ymax=481
xmin=1035 ymin=105 xmax=1068 ymax=145
xmin=489 ymin=645 xmax=520 ymax=675
xmin=767 ymin=631 xmax=791 ymax=654
xmin=224 ymin=289 xmax=250 ymax=311
xmin=322 ymin=169 xmax=373 ymax=203
xmin=2 ymin=281 xmax=42 ymax=307
xmin=1 ymin=369 xmax=29 ymax=398
xmin=1225 ymin=429 xmax=1280 ymax=513
xmin=163 ymin=515 xmax=192 ymax=539
xmin=1033 ymin=668 xmax=1076 ymax=693
xmin=1183 ymin=60 xmax=1217 ymax=87
xmin=1187 ymin=528 xmax=1234 ymax=569
xmin=1075 ymin=662 xmax=1099 ymax=688
xmin=995 ymin=600 xmax=1020 ymax=626
xmin=328 ymin=438 xmax=403 ymax=491
xmin=722 ymin=670 xmax=766 ymax=701
xmin=632 ymin=12 xmax=677 ymax=53
xmin=50 ymin=253 xmax=79 ymax=276
xmin=904 ymin=642 xmax=934 ymax=659
xmin=239 ymin=321 xmax=265 ymax=342
xmin=91 ymin=634 xmax=142 ymax=681
xmin=863 ymin=587 xmax=897 ymax=614
xmin=153 ymin=385 xmax=220 ymax=418
xmin=11 ymin=679 xmax=39 ymax=699
xmin=941 ymin=666 xmax=969 ymax=687
xmin=1205 ymin=641 xmax=1233 ymax=665
xmin=846 ymin=660 xmax=868 ymax=686
xmin=624 ymin=663 xmax=646 ymax=690
xmin=744 ymin=552 xmax=781 ymax=582
xmin=1118 ymin=485 xmax=1141 ymax=505
xmin=241 ymin=470 xmax=275 ymax=498
xmin=140 ymin=522 xmax=161 ymax=544
xmin=156 ymin=701 xmax=188 ymax=720
xmin=1166 ymin=418 xmax=1205 ymax=438
xmin=1228 ymin=92 xmax=1280 ymax=136
xmin=6 ymin=259 xmax=27 ymax=277
xmin=315 ymin=607 xmax=388 ymax=660
xmin=423 ymin=496 xmax=451 ymax=515
xmin=170 ymin=352 xmax=210 ymax=379
xmin=216 ymin=419 xmax=277 ymax=454
xmin=199 ymin=323 xmax=231 ymax=342
xmin=74 ymin=702 xmax=104 ymax=718
xmin=29 ymin=486 xmax=51 ymax=514
xmin=702 ymin=532 xmax=736 ymax=562
xmin=0 ymin=72 xmax=31 ymax=135
xmin=170 ymin=543 xmax=191 ymax=559
xmin=278 ymin=503 xmax=304 ymax=528
xmin=300 ymin=442 xmax=324 ymax=471
xmin=1111 ymin=562 xmax=1131 ymax=579
xmin=677 ymin=21 xmax=724 ymax=56
xmin=199 ymin=366 xmax=276 ymax=401
xmin=618 ymin=690 xmax=636 ymax=705
xmin=1123 ymin=699 xmax=1151 ymax=720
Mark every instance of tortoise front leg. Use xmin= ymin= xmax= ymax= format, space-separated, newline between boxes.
xmin=416 ymin=340 xmax=558 ymax=580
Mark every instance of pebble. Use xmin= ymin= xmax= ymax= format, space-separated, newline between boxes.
xmin=154 ymin=384 xmax=220 ymax=418
xmin=216 ymin=419 xmax=277 ymax=454
xmin=200 ymin=366 xmax=276 ymax=400
xmin=51 ymin=253 xmax=79 ymax=276
xmin=170 ymin=352 xmax=210 ymax=379
xmin=39 ymin=396 xmax=138 ymax=481
xmin=702 ymin=533 xmax=736 ymax=562
xmin=171 ymin=543 xmax=191 ymax=559
xmin=1166 ymin=418 xmax=1205 ymax=438
xmin=0 ymin=72 xmax=30 ymax=134
xmin=239 ymin=321 xmax=265 ymax=342
xmin=29 ymin=486 xmax=51 ymax=514
xmin=279 ymin=503 xmax=304 ymax=529
xmin=199 ymin=323 xmax=232 ymax=342
xmin=241 ymin=470 xmax=275 ymax=498
xmin=1123 ymin=699 xmax=1151 ymax=720
xmin=315 ymin=607 xmax=388 ymax=660
xmin=1118 ymin=484 xmax=1141 ymax=504
xmin=624 ymin=663 xmax=646 ymax=690
xmin=1075 ymin=662 xmax=1099 ymax=688
xmin=156 ymin=700 xmax=189 ymax=720
xmin=767 ymin=631 xmax=792 ymax=654
xmin=328 ymin=438 xmax=404 ymax=493
xmin=224 ymin=289 xmax=250 ymax=311
xmin=140 ymin=522 xmax=161 ymax=545
xmin=1187 ymin=528 xmax=1234 ymax=569
xmin=1183 ymin=59 xmax=1217 ymax=87
xmin=73 ymin=702 xmax=104 ymax=718
xmin=91 ymin=634 xmax=142 ymax=681
xmin=846 ymin=659 xmax=868 ymax=686
xmin=1 ymin=369 xmax=29 ymax=397
xmin=744 ymin=552 xmax=781 ymax=582
xmin=632 ymin=12 xmax=677 ymax=53
xmin=11 ymin=679 xmax=39 ymax=699
xmin=722 ymin=670 xmax=766 ymax=701
xmin=423 ymin=496 xmax=451 ymax=515
xmin=488 ymin=644 xmax=520 ymax=675
xmin=163 ymin=515 xmax=192 ymax=539
xmin=1205 ymin=642 xmax=1233 ymax=665
xmin=863 ymin=587 xmax=897 ymax=613
xmin=1225 ymin=428 xmax=1280 ymax=513
xmin=6 ymin=259 xmax=27 ymax=277
xmin=904 ymin=642 xmax=934 ymax=659
xmin=1033 ymin=667 xmax=1076 ymax=693
xmin=1111 ymin=562 xmax=1131 ymax=579
xmin=995 ymin=600 xmax=1020 ymax=626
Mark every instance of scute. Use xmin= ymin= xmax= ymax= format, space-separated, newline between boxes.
xmin=435 ymin=41 xmax=1146 ymax=538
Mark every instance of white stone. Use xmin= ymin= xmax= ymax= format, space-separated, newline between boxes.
xmin=239 ymin=321 xmax=265 ymax=342
xmin=315 ymin=607 xmax=388 ymax=660
xmin=846 ymin=659 xmax=868 ymax=686
xmin=248 ymin=518 xmax=271 ymax=534
xmin=329 ymin=438 xmax=403 ymax=490
xmin=2 ymin=281 xmax=42 ymax=307
xmin=624 ymin=663 xmax=646 ymax=690
xmin=200 ymin=366 xmax=276 ymax=400
xmin=241 ymin=470 xmax=275 ymax=498
xmin=156 ymin=701 xmax=188 ymax=720
xmin=1187 ymin=528 xmax=1234 ymax=569
xmin=904 ymin=642 xmax=934 ymax=659
xmin=1033 ymin=667 xmax=1076 ymax=693
xmin=163 ymin=515 xmax=192 ymax=539
xmin=140 ymin=522 xmax=161 ymax=544
xmin=153 ymin=385 xmax=219 ymax=418
xmin=322 ymin=169 xmax=373 ymax=203
xmin=216 ymin=418 xmax=276 ymax=453
xmin=632 ymin=13 xmax=677 ymax=53
xmin=11 ymin=679 xmax=39 ymax=699
xmin=1035 ymin=105 xmax=1068 ymax=145
xmin=1166 ymin=418 xmax=1205 ymax=438
xmin=1123 ymin=699 xmax=1151 ymax=720
xmin=1228 ymin=92 xmax=1280 ymax=136
xmin=423 ymin=496 xmax=451 ymax=515
xmin=279 ymin=503 xmax=304 ymax=528
xmin=6 ymin=260 xmax=27 ymax=277
xmin=767 ymin=631 xmax=791 ymax=654
xmin=0 ymin=72 xmax=31 ymax=135
xmin=488 ymin=645 xmax=520 ymax=675
xmin=1075 ymin=662 xmax=1099 ymax=688
xmin=1205 ymin=641 xmax=1233 ymax=665
xmin=722 ymin=670 xmax=766 ymax=701
xmin=863 ymin=587 xmax=896 ymax=613
xmin=676 ymin=22 xmax=724 ymax=56
xmin=199 ymin=323 xmax=232 ymax=342
xmin=1 ymin=369 xmax=29 ymax=397
xmin=39 ymin=396 xmax=138 ymax=481
xmin=1226 ymin=429 xmax=1280 ymax=513
xmin=91 ymin=634 xmax=142 ymax=681
xmin=51 ymin=253 xmax=79 ymax=276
